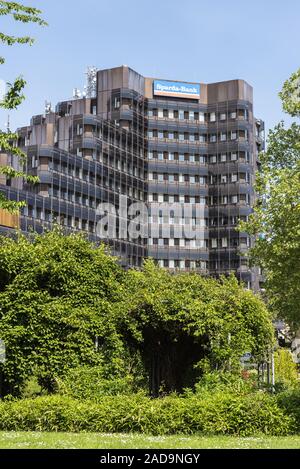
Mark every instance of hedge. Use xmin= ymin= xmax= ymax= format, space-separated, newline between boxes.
xmin=276 ymin=388 xmax=300 ymax=433
xmin=0 ymin=392 xmax=294 ymax=436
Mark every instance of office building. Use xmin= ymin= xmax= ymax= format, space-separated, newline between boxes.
xmin=0 ymin=65 xmax=264 ymax=287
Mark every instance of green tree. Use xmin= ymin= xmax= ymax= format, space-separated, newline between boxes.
xmin=240 ymin=68 xmax=300 ymax=330
xmin=120 ymin=260 xmax=274 ymax=396
xmin=274 ymin=348 xmax=298 ymax=387
xmin=0 ymin=230 xmax=125 ymax=396
xmin=0 ymin=1 xmax=47 ymax=212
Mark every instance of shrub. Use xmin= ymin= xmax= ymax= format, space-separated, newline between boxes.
xmin=188 ymin=371 xmax=258 ymax=397
xmin=57 ymin=365 xmax=147 ymax=400
xmin=277 ymin=387 xmax=300 ymax=433
xmin=274 ymin=348 xmax=299 ymax=387
xmin=0 ymin=392 xmax=293 ymax=436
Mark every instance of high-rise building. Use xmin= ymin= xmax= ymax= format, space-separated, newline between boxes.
xmin=0 ymin=65 xmax=264 ymax=287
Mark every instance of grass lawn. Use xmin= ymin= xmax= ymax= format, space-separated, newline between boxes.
xmin=0 ymin=432 xmax=299 ymax=449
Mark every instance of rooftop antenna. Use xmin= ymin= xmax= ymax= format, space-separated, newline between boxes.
xmin=45 ymin=100 xmax=52 ymax=114
xmin=73 ymin=88 xmax=81 ymax=99
xmin=5 ymin=114 xmax=10 ymax=133
xmin=85 ymin=66 xmax=97 ymax=98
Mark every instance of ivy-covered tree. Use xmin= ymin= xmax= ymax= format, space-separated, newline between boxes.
xmin=240 ymin=68 xmax=300 ymax=330
xmin=0 ymin=230 xmax=125 ymax=396
xmin=121 ymin=260 xmax=274 ymax=397
xmin=0 ymin=1 xmax=47 ymax=212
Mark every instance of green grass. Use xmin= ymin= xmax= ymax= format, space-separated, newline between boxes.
xmin=0 ymin=432 xmax=299 ymax=449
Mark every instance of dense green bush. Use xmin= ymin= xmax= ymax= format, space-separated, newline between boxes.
xmin=57 ymin=365 xmax=147 ymax=400
xmin=0 ymin=393 xmax=293 ymax=436
xmin=277 ymin=387 xmax=300 ymax=433
xmin=188 ymin=371 xmax=258 ymax=396
xmin=274 ymin=348 xmax=299 ymax=387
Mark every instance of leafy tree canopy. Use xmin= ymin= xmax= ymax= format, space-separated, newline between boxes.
xmin=0 ymin=1 xmax=47 ymax=212
xmin=240 ymin=68 xmax=300 ymax=330
xmin=120 ymin=260 xmax=274 ymax=396
xmin=0 ymin=229 xmax=125 ymax=396
xmin=0 ymin=231 xmax=275 ymax=398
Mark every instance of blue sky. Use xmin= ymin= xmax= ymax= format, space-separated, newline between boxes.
xmin=1 ymin=0 xmax=299 ymax=134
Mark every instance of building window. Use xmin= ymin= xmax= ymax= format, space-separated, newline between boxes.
xmin=220 ymin=132 xmax=227 ymax=142
xmin=222 ymin=237 xmax=228 ymax=248
xmin=222 ymin=195 xmax=228 ymax=204
xmin=231 ymin=131 xmax=237 ymax=140
xmin=210 ymin=112 xmax=216 ymax=122
xmin=220 ymin=112 xmax=226 ymax=121
xmin=210 ymin=155 xmax=217 ymax=163
xmin=199 ymin=112 xmax=205 ymax=122
xmin=220 ymin=153 xmax=227 ymax=162
xmin=179 ymin=110 xmax=184 ymax=120
xmin=210 ymin=134 xmax=217 ymax=143
xmin=231 ymin=152 xmax=237 ymax=161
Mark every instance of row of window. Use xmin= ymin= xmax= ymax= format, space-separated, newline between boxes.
xmin=48 ymin=185 xmax=145 ymax=203
xmin=148 ymin=152 xmax=207 ymax=163
xmin=148 ymin=109 xmax=247 ymax=122
xmin=148 ymin=193 xmax=251 ymax=205
xmin=149 ymin=173 xmax=207 ymax=184
xmin=148 ymin=194 xmax=206 ymax=204
xmin=49 ymin=158 xmax=144 ymax=180
xmin=147 ymin=129 xmax=247 ymax=142
xmin=155 ymin=259 xmax=250 ymax=270
xmin=149 ymin=214 xmax=248 ymax=227
xmin=210 ymin=173 xmax=250 ymax=184
xmin=149 ymin=237 xmax=250 ymax=248
xmin=149 ymin=216 xmax=207 ymax=226
xmin=156 ymin=259 xmax=208 ymax=269
xmin=148 ymin=151 xmax=250 ymax=163
xmin=149 ymin=172 xmax=250 ymax=184
xmin=24 ymin=207 xmax=97 ymax=232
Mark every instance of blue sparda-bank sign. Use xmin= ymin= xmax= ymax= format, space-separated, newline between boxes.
xmin=153 ymin=79 xmax=200 ymax=99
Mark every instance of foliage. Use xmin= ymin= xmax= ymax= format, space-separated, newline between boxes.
xmin=274 ymin=348 xmax=299 ymax=386
xmin=240 ymin=68 xmax=300 ymax=329
xmin=277 ymin=387 xmax=300 ymax=433
xmin=0 ymin=230 xmax=275 ymax=398
xmin=120 ymin=260 xmax=274 ymax=395
xmin=57 ymin=363 xmax=148 ymax=400
xmin=188 ymin=370 xmax=258 ymax=396
xmin=0 ymin=1 xmax=47 ymax=212
xmin=279 ymin=68 xmax=300 ymax=117
xmin=0 ymin=393 xmax=293 ymax=436
xmin=0 ymin=229 xmax=126 ymax=396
